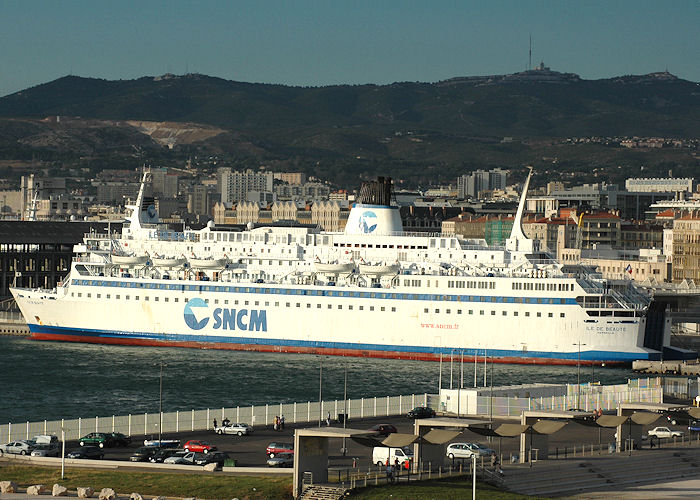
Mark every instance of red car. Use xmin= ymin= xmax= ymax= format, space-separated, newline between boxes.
xmin=183 ymin=440 xmax=217 ymax=454
xmin=266 ymin=442 xmax=294 ymax=458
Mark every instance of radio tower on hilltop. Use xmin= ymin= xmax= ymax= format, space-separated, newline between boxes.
xmin=528 ymin=35 xmax=532 ymax=71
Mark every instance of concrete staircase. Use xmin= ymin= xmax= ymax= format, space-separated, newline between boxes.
xmin=502 ymin=447 xmax=700 ymax=497
xmin=298 ymin=484 xmax=350 ymax=500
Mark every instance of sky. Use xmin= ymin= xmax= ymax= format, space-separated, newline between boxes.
xmin=0 ymin=0 xmax=698 ymax=97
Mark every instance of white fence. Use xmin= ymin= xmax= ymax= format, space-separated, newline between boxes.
xmin=0 ymin=393 xmax=430 ymax=444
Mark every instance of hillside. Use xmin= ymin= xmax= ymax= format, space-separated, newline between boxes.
xmin=0 ymin=70 xmax=697 ymax=186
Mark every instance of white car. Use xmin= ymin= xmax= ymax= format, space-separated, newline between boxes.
xmin=267 ymin=452 xmax=294 ymax=467
xmin=163 ymin=451 xmax=197 ymax=465
xmin=648 ymin=427 xmax=684 ymax=439
xmin=214 ymin=423 xmax=253 ymax=436
xmin=143 ymin=438 xmax=180 ymax=447
xmin=446 ymin=442 xmax=495 ymax=459
xmin=0 ymin=440 xmax=35 ymax=455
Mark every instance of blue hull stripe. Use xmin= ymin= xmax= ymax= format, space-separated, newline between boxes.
xmin=28 ymin=324 xmax=660 ymax=362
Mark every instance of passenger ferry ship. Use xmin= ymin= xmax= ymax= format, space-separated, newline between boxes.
xmin=10 ymin=171 xmax=682 ymax=365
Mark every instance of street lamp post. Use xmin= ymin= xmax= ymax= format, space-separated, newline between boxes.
xmin=342 ymin=359 xmax=348 ymax=455
xmin=318 ymin=357 xmax=323 ymax=428
xmin=155 ymin=362 xmax=166 ymax=446
xmin=573 ymin=342 xmax=586 ymax=409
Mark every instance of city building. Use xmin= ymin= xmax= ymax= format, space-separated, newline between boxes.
xmin=625 ymin=178 xmax=696 ymax=193
xmin=672 ymin=213 xmax=700 ymax=283
xmin=151 ymin=168 xmax=179 ymax=198
xmin=457 ymin=168 xmax=508 ymax=198
xmin=219 ymin=168 xmax=274 ymax=203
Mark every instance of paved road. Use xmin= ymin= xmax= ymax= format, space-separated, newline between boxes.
xmin=7 ymin=413 xmax=690 ymax=469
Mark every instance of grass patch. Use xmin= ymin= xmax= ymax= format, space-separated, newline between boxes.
xmin=348 ymin=475 xmax=545 ymax=499
xmin=0 ymin=464 xmax=292 ymax=500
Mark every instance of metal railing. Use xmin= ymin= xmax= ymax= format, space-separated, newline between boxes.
xmin=0 ymin=393 xmax=431 ymax=444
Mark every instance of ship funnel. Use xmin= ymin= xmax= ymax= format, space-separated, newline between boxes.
xmin=345 ymin=177 xmax=403 ymax=235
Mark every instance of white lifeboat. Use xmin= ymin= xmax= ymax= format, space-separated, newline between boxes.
xmin=111 ymin=254 xmax=148 ymax=266
xmin=358 ymin=263 xmax=400 ymax=276
xmin=314 ymin=262 xmax=355 ymax=274
xmin=152 ymin=257 xmax=187 ymax=268
xmin=189 ymin=257 xmax=228 ymax=269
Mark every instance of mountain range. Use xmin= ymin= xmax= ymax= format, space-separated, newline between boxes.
xmin=0 ymin=68 xmax=697 ymax=186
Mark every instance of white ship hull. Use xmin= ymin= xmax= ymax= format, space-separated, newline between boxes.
xmin=10 ymin=171 xmax=679 ymax=365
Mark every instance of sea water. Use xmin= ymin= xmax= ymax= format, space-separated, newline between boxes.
xmin=0 ymin=335 xmax=637 ymax=423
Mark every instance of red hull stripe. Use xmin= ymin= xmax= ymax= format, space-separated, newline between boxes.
xmin=30 ymin=332 xmax=626 ymax=366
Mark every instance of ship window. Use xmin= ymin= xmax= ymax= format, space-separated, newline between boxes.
xmin=338 ymin=305 xmax=342 ymax=309
xmin=116 ymin=295 xmax=120 ymax=299
xmin=560 ymin=313 xmax=565 ymax=318
xmin=255 ymin=301 xmax=259 ymax=306
xmin=286 ymin=302 xmax=290 ymax=307
xmin=144 ymin=296 xmax=149 ymax=301
xmin=71 ymin=293 xmax=74 ymax=297
xmin=502 ymin=311 xmax=507 ymax=316
xmin=135 ymin=296 xmax=139 ymax=300
xmin=536 ymin=312 xmax=541 ymax=317
xmin=296 ymin=303 xmax=300 ymax=308
xmin=125 ymin=295 xmax=129 ymax=300
xmin=245 ymin=301 xmax=249 ymax=305
xmin=370 ymin=306 xmax=374 ymax=311
xmin=435 ymin=309 xmax=439 ymax=313
xmin=391 ymin=307 xmax=395 ymax=312
xmin=548 ymin=312 xmax=553 ymax=317
xmin=514 ymin=311 xmax=518 ymax=316
xmin=446 ymin=309 xmax=451 ymax=314
xmin=174 ymin=298 xmax=179 ymax=303
xmin=424 ymin=308 xmax=429 ymax=313
xmin=349 ymin=305 xmax=353 ymax=310
xmin=359 ymin=306 xmax=364 ymax=311
xmin=317 ymin=304 xmax=322 ymax=308
xmin=275 ymin=302 xmax=279 ymax=306
xmin=106 ymin=294 xmax=110 ymax=299
xmin=480 ymin=310 xmax=484 ymax=315
xmin=214 ymin=299 xmax=219 ymax=304
xmin=97 ymin=294 xmax=101 ymax=298
xmin=165 ymin=298 xmax=169 ymax=302
xmin=525 ymin=312 xmax=530 ymax=317
xmin=77 ymin=293 xmax=82 ymax=297
xmin=155 ymin=297 xmax=159 ymax=302
xmin=328 ymin=304 xmax=332 ymax=309
xmin=87 ymin=293 xmax=91 ymax=298
xmin=491 ymin=311 xmax=496 ymax=315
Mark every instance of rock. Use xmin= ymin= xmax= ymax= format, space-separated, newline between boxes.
xmin=53 ymin=484 xmax=69 ymax=496
xmin=98 ymin=488 xmax=116 ymax=500
xmin=130 ymin=494 xmax=143 ymax=500
xmin=27 ymin=484 xmax=47 ymax=495
xmin=0 ymin=481 xmax=18 ymax=494
xmin=77 ymin=487 xmax=94 ymax=498
xmin=203 ymin=462 xmax=218 ymax=472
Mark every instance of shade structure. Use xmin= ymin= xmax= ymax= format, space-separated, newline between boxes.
xmin=467 ymin=423 xmax=529 ymax=437
xmin=531 ymin=420 xmax=568 ymax=435
xmin=595 ymin=415 xmax=629 ymax=428
xmin=381 ymin=433 xmax=420 ymax=448
xmin=421 ymin=429 xmax=462 ymax=445
xmin=689 ymin=408 xmax=700 ymax=419
xmin=630 ymin=412 xmax=662 ymax=426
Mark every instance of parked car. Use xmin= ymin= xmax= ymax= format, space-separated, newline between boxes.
xmin=66 ymin=446 xmax=104 ymax=459
xmin=446 ymin=443 xmax=478 ymax=459
xmin=214 ymin=423 xmax=253 ymax=436
xmin=194 ymin=451 xmax=230 ymax=467
xmin=267 ymin=452 xmax=294 ymax=467
xmin=407 ymin=406 xmax=436 ymax=419
xmin=689 ymin=420 xmax=700 ymax=433
xmin=648 ymin=427 xmax=684 ymax=439
xmin=143 ymin=437 xmax=180 ymax=447
xmin=0 ymin=440 xmax=35 ymax=455
xmin=266 ymin=442 xmax=294 ymax=458
xmin=30 ymin=444 xmax=61 ymax=457
xmin=368 ymin=424 xmax=398 ymax=437
xmin=164 ymin=451 xmax=197 ymax=465
xmin=32 ymin=435 xmax=59 ymax=446
xmin=107 ymin=432 xmax=131 ymax=446
xmin=130 ymin=446 xmax=159 ymax=462
xmin=78 ymin=432 xmax=111 ymax=448
xmin=148 ymin=448 xmax=181 ymax=463
xmin=465 ymin=443 xmax=496 ymax=456
xmin=183 ymin=440 xmax=217 ymax=453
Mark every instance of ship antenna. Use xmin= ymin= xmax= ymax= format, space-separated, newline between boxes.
xmin=529 ymin=35 xmax=532 ymax=71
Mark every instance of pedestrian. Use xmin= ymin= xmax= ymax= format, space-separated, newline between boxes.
xmin=213 ymin=418 xmax=217 ymax=429
xmin=326 ymin=412 xmax=331 ymax=427
xmin=394 ymin=458 xmax=400 ymax=480
xmin=385 ymin=462 xmax=392 ymax=482
xmin=274 ymin=416 xmax=278 ymax=431
xmin=650 ymin=436 xmax=655 ymax=449
xmin=280 ymin=415 xmax=285 ymax=430
xmin=490 ymin=452 xmax=497 ymax=468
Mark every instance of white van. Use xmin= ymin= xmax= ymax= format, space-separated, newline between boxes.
xmin=372 ymin=446 xmax=413 ymax=466
xmin=32 ymin=435 xmax=59 ymax=445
